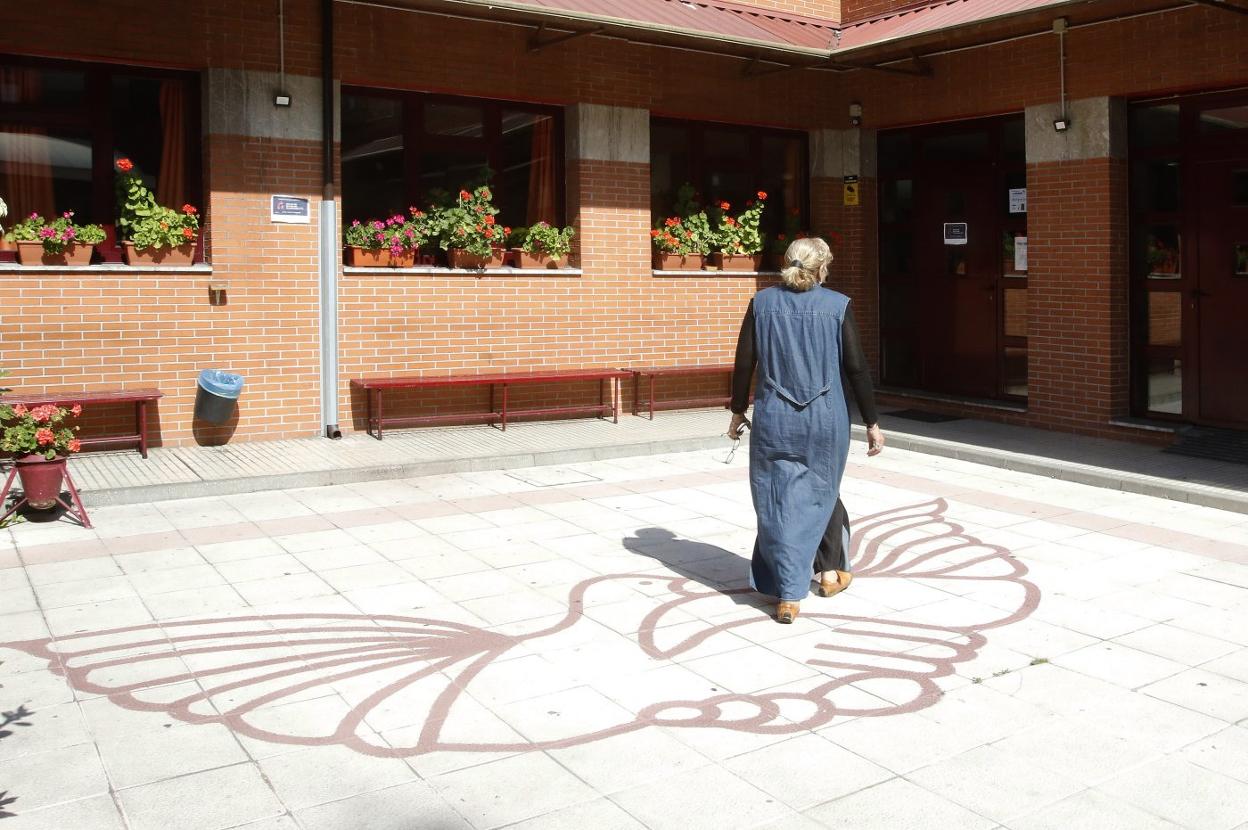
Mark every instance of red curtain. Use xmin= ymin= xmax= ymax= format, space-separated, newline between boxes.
xmin=525 ymin=116 xmax=556 ymax=225
xmin=156 ymin=80 xmax=188 ymax=209
xmin=0 ymin=68 xmax=54 ymax=221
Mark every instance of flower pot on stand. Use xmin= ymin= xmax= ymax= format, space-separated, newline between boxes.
xmin=15 ymin=455 xmax=66 ymax=510
xmin=346 ymin=246 xmax=390 ymax=267
xmin=710 ymin=253 xmax=763 ymax=272
xmin=16 ymin=242 xmax=95 ymax=266
xmin=122 ymin=242 xmax=195 ymax=266
xmin=653 ymin=253 xmax=705 ymax=271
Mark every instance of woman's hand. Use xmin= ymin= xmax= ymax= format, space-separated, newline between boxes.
xmin=867 ymin=423 xmax=885 ymax=456
xmin=728 ymin=413 xmax=750 ymax=440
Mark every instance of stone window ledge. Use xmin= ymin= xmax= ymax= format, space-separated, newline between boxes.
xmin=0 ymin=263 xmax=212 ymax=273
xmin=344 ymin=266 xmax=583 ymax=276
xmin=652 ymin=270 xmax=780 ymax=277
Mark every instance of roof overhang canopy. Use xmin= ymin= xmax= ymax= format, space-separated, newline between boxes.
xmin=337 ymin=0 xmax=1221 ymax=73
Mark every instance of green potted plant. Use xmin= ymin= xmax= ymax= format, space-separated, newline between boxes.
xmin=114 ymin=158 xmax=200 ymax=266
xmin=651 ymin=183 xmax=711 ymax=271
xmin=439 ymin=185 xmax=508 ymax=269
xmin=515 ymin=221 xmax=575 ymax=269
xmin=709 ymin=191 xmax=767 ymax=272
xmin=345 ymin=218 xmax=390 ymax=267
xmin=0 ymin=399 xmax=83 ymax=511
xmin=9 ymin=211 xmax=106 ymax=266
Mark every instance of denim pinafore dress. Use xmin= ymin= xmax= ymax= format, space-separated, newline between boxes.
xmin=748 ymin=285 xmax=851 ymax=601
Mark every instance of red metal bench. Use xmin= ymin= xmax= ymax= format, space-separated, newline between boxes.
xmin=0 ymin=388 xmax=164 ymax=458
xmin=352 ymin=369 xmax=632 ymax=439
xmin=630 ymin=364 xmax=742 ymax=419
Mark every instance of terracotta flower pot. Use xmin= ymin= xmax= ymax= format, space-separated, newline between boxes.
xmin=515 ymin=250 xmax=568 ymax=269
xmin=652 ymin=252 xmax=705 ymax=271
xmin=389 ymin=249 xmax=416 ymax=268
xmin=16 ymin=242 xmax=95 ymax=266
xmin=710 ymin=253 xmax=763 ymax=272
xmin=447 ymin=247 xmax=509 ymax=269
xmin=346 ymin=247 xmax=389 ymax=267
xmin=15 ymin=454 xmax=66 ymax=510
xmin=122 ymin=242 xmax=195 ymax=267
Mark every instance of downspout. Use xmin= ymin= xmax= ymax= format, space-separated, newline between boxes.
xmin=318 ymin=0 xmax=342 ymax=439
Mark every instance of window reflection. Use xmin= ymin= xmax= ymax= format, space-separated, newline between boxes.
xmin=1199 ymin=105 xmax=1248 ymax=135
xmin=341 ymin=95 xmax=405 ymax=221
xmin=1004 ymin=346 xmax=1028 ymax=397
xmin=1147 ymin=356 xmax=1182 ymax=414
xmin=1147 ymin=292 xmax=1182 ymax=347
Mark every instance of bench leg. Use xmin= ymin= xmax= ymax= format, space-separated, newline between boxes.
xmin=632 ymin=372 xmax=639 ymax=417
xmin=376 ymin=390 xmax=384 ymax=441
xmin=649 ymin=374 xmax=656 ymax=421
xmin=599 ymin=378 xmax=605 ymax=421
xmin=501 ymin=384 xmax=509 ymax=431
xmin=137 ymin=401 xmax=149 ymax=458
xmin=612 ymin=378 xmax=619 ymax=424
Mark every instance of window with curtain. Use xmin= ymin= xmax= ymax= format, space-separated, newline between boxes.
xmin=341 ymin=89 xmax=564 ymax=231
xmin=0 ymin=58 xmax=200 ymax=262
xmin=650 ymin=117 xmax=808 ymax=238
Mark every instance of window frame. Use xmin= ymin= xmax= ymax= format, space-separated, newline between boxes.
xmin=340 ymin=86 xmax=567 ymax=233
xmin=649 ymin=115 xmax=811 ymax=232
xmin=0 ymin=53 xmax=204 ymax=264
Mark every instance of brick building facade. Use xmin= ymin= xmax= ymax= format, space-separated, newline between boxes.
xmin=1 ymin=0 xmax=1245 ymax=448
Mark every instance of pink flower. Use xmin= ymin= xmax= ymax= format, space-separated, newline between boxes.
xmin=63 ymin=227 xmax=76 ymax=240
xmin=67 ymin=438 xmax=82 ymax=453
xmin=372 ymin=221 xmax=384 ymax=230
xmin=374 ymin=232 xmax=384 ymax=241
xmin=71 ymin=404 xmax=82 ymax=417
xmin=352 ymin=220 xmax=361 ymax=227
xmin=35 ymin=427 xmax=54 ymax=446
xmin=13 ymin=404 xmax=27 ymax=417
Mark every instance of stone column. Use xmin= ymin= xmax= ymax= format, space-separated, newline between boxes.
xmin=810 ymin=128 xmax=879 ymax=370
xmin=1024 ymin=96 xmax=1129 ymax=432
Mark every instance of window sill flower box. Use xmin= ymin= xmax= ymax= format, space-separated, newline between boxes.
xmin=346 ymin=246 xmax=389 ymax=267
xmin=710 ymin=253 xmax=763 ymax=272
xmin=16 ymin=241 xmax=96 ymax=267
xmin=121 ymin=242 xmax=196 ymax=267
xmin=653 ymin=253 xmax=705 ymax=271
xmin=514 ymin=251 xmax=568 ymax=269
xmin=447 ymin=247 xmax=509 ymax=270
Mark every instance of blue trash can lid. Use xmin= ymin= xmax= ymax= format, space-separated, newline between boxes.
xmin=198 ymin=369 xmax=245 ymax=398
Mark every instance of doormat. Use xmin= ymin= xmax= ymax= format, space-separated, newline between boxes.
xmin=1163 ymin=426 xmax=1248 ymax=466
xmin=887 ymin=409 xmax=963 ymax=423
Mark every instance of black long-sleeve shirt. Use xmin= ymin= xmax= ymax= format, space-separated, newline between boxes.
xmin=730 ymin=298 xmax=879 ymax=426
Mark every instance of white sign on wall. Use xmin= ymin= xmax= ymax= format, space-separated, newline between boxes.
xmin=1009 ymin=188 xmax=1028 ymax=214
xmin=271 ymin=195 xmax=310 ymax=224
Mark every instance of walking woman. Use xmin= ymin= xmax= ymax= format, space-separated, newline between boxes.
xmin=728 ymin=237 xmax=884 ymax=623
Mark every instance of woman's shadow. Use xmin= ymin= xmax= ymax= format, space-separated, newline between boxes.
xmin=620 ymin=527 xmax=770 ymax=610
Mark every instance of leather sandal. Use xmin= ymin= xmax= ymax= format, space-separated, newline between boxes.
xmin=818 ymin=570 xmax=853 ymax=598
xmin=776 ymin=601 xmax=800 ymax=624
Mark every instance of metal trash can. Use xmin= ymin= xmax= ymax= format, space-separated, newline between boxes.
xmin=194 ymin=369 xmax=244 ymax=424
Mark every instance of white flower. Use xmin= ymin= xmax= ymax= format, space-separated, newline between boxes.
xmin=0 ymin=196 xmax=7 ymax=219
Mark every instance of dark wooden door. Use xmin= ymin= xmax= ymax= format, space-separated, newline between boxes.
xmin=1195 ymin=160 xmax=1248 ymax=427
xmin=916 ymin=166 xmax=1000 ymax=398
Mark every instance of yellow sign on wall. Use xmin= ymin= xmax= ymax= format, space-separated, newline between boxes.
xmin=843 ymin=176 xmax=859 ymax=206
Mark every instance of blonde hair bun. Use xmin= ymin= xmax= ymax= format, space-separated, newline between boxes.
xmin=781 ymin=237 xmax=833 ymax=291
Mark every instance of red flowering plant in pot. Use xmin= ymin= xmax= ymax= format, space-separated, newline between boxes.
xmin=114 ymin=158 xmax=200 ymax=266
xmin=9 ymin=211 xmax=106 ymax=266
xmin=709 ymin=191 xmax=767 ymax=272
xmin=0 ymin=399 xmax=83 ymax=511
xmin=651 ymin=183 xmax=711 ymax=271
xmin=438 ymin=186 xmax=508 ymax=270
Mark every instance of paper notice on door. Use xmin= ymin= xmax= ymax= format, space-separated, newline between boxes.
xmin=1009 ymin=188 xmax=1027 ymax=214
xmin=943 ymin=223 xmax=968 ymax=245
xmin=1014 ymin=236 xmax=1028 ymax=272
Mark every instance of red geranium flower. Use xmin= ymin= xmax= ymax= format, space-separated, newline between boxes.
xmin=725 ymin=216 xmax=737 ymax=227
xmin=650 ymin=229 xmax=660 ymax=238
xmin=480 ymin=188 xmax=491 ymax=200
xmin=459 ymin=190 xmax=471 ymax=201
xmin=116 ymin=158 xmax=134 ymax=172
xmin=484 ymin=215 xmax=495 ymax=226
xmin=13 ymin=404 xmax=27 ymax=417
xmin=71 ymin=404 xmax=82 ymax=417
xmin=35 ymin=427 xmax=54 ymax=446
xmin=718 ymin=201 xmax=730 ymax=211
xmin=757 ymin=190 xmax=768 ymax=200
xmin=182 ymin=228 xmax=194 ymax=239
xmin=182 ymin=204 xmax=198 ymax=215
xmin=68 ymin=439 xmax=82 ymax=453
xmin=503 ymin=227 xmax=511 ymax=236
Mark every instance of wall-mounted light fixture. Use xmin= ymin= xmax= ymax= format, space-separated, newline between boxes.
xmin=274 ymin=93 xmax=292 ymax=108
xmin=1053 ymin=18 xmax=1070 ymax=133
xmin=849 ymin=102 xmax=863 ymax=128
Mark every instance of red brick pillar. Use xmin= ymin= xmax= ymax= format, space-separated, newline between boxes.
xmin=1025 ymin=97 xmax=1129 ymax=433
xmin=810 ymin=128 xmax=879 ymax=371
xmin=564 ymin=104 xmax=651 ymax=412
